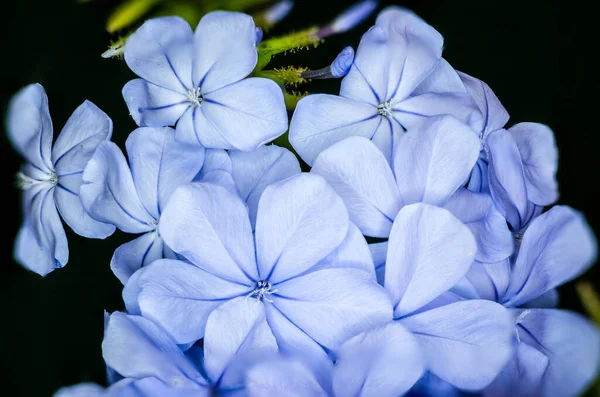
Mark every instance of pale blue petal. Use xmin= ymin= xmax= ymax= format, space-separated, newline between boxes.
xmin=52 ymin=101 xmax=112 ymax=178
xmin=124 ymin=17 xmax=193 ymax=93
xmin=370 ymin=242 xmax=388 ymax=285
xmin=486 ymin=129 xmax=533 ymax=231
xmin=53 ymin=383 xmax=105 ymax=397
xmin=54 ymin=175 xmax=115 ymax=239
xmin=122 ymin=79 xmax=189 ymax=127
xmin=333 ymin=322 xmax=425 ymax=397
xmin=110 ymin=231 xmax=164 ymax=284
xmin=6 ymin=83 xmax=54 ymax=173
xmin=193 ymin=11 xmax=258 ymax=94
xmin=413 ymin=58 xmax=466 ymax=95
xmin=109 ymin=378 xmax=210 ymax=397
xmin=246 ymin=358 xmax=328 ymax=397
xmin=137 ymin=259 xmax=250 ymax=344
xmin=311 ymin=137 xmax=401 ymax=238
xmin=504 ymin=206 xmax=597 ymax=307
xmin=385 ymin=204 xmax=477 ymax=317
xmin=508 ymin=122 xmax=558 ymax=206
xmin=204 ymin=298 xmax=278 ymax=389
xmin=255 ymin=174 xmax=349 ymax=283
xmin=315 ymin=223 xmax=377 ymax=280
xmin=467 ymin=156 xmax=490 ymax=193
xmin=126 ymin=127 xmax=205 ymax=220
xmin=370 ymin=116 xmax=403 ymax=164
xmin=177 ymin=78 xmax=287 ymax=150
xmin=458 ymin=71 xmax=509 ymax=135
xmin=392 ymin=92 xmax=481 ymax=133
xmin=158 ymin=183 xmax=256 ymax=283
xmin=399 ymin=300 xmax=513 ymax=390
xmin=102 ymin=312 xmax=205 ymax=388
xmin=273 ymin=268 xmax=393 ymax=351
xmin=230 ymin=145 xmax=301 ymax=227
xmin=289 ymin=94 xmax=379 ymax=166
xmin=521 ymin=289 xmax=559 ymax=309
xmin=15 ymin=184 xmax=68 ymax=276
xmin=464 ymin=259 xmax=512 ymax=303
xmin=80 ymin=141 xmax=156 ymax=233
xmin=123 ymin=269 xmax=143 ymax=315
xmin=193 ymin=149 xmax=237 ymax=193
xmin=393 ymin=116 xmax=480 ymax=207
xmin=513 ymin=309 xmax=600 ymax=397
xmin=444 ymin=188 xmax=513 ymax=263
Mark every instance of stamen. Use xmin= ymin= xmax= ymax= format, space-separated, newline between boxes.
xmin=187 ymin=87 xmax=203 ymax=107
xmin=514 ymin=309 xmax=531 ymax=343
xmin=246 ymin=280 xmax=278 ymax=303
xmin=15 ymin=171 xmax=57 ymax=190
xmin=377 ymin=101 xmax=393 ymax=117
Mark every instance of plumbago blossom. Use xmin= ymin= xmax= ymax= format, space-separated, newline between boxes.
xmin=7 ymin=84 xmax=113 ymax=276
xmin=4 ymin=5 xmax=600 ymax=397
xmin=122 ymin=12 xmax=288 ymax=150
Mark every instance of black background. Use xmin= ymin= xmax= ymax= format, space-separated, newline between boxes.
xmin=0 ymin=0 xmax=597 ymax=395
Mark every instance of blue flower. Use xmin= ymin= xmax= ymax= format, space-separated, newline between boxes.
xmin=122 ymin=12 xmax=288 ymax=151
xmin=125 ymin=174 xmax=392 ymax=367
xmin=450 ymin=206 xmax=600 ymax=396
xmin=289 ymin=6 xmax=479 ymax=165
xmin=6 ymin=83 xmax=114 ymax=276
xmin=311 ymin=115 xmax=513 ymax=266
xmin=80 ymin=127 xmax=206 ymax=284
xmin=460 ymin=72 xmax=559 ymax=231
xmin=246 ymin=322 xmax=425 ymax=397
xmin=381 ymin=203 xmax=514 ymax=390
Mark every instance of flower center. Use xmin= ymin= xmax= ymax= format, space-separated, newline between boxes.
xmin=15 ymin=171 xmax=57 ymax=190
xmin=186 ymin=87 xmax=203 ymax=107
xmin=247 ymin=280 xmax=277 ymax=303
xmin=377 ymin=101 xmax=393 ymax=118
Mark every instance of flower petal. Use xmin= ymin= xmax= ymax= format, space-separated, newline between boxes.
xmin=52 ymin=100 xmax=113 ymax=176
xmin=137 ymin=259 xmax=250 ymax=344
xmin=80 ymin=141 xmax=155 ymax=233
xmin=191 ymin=78 xmax=287 ymax=150
xmin=444 ymin=188 xmax=513 ymax=263
xmin=158 ymin=183 xmax=257 ymax=283
xmin=413 ymin=58 xmax=466 ymax=95
xmin=508 ymin=122 xmax=558 ymax=206
xmin=255 ymin=174 xmax=349 ymax=283
xmin=122 ymin=79 xmax=189 ymax=127
xmin=463 ymin=259 xmax=512 ymax=303
xmin=486 ymin=129 xmax=534 ymax=231
xmin=54 ymin=176 xmax=115 ymax=239
xmin=15 ymin=185 xmax=68 ymax=276
xmin=312 ymin=136 xmax=401 ymax=238
xmin=126 ymin=127 xmax=205 ymax=220
xmin=385 ymin=203 xmax=477 ymax=318
xmin=124 ymin=16 xmax=193 ymax=93
xmin=370 ymin=241 xmax=388 ymax=285
xmin=289 ymin=94 xmax=379 ymax=166
xmin=229 ymin=145 xmax=301 ymax=227
xmin=193 ymin=11 xmax=258 ymax=94
xmin=102 ymin=312 xmax=205 ymax=387
xmin=333 ymin=322 xmax=425 ymax=397
xmin=458 ymin=72 xmax=509 ymax=135
xmin=504 ymin=206 xmax=597 ymax=307
xmin=110 ymin=232 xmax=164 ymax=284
xmin=399 ymin=300 xmax=513 ymax=390
xmin=6 ymin=83 xmax=54 ymax=172
xmin=204 ymin=297 xmax=278 ymax=389
xmin=274 ymin=268 xmax=393 ymax=350
xmin=246 ymin=358 xmax=328 ymax=397
xmin=393 ymin=116 xmax=480 ymax=207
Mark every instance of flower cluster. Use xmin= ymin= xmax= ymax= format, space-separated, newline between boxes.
xmin=7 ymin=5 xmax=599 ymax=397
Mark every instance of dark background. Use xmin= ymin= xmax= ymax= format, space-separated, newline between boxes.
xmin=0 ymin=0 xmax=597 ymax=395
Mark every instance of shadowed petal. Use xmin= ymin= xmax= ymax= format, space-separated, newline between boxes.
xmin=312 ymin=137 xmax=401 ymax=238
xmin=458 ymin=72 xmax=509 ymax=135
xmin=110 ymin=232 xmax=165 ymax=284
xmin=158 ymin=183 xmax=257 ymax=283
xmin=399 ymin=300 xmax=513 ymax=390
xmin=123 ymin=79 xmax=189 ymax=127
xmin=414 ymin=58 xmax=466 ymax=95
xmin=463 ymin=259 xmax=512 ymax=303
xmin=393 ymin=116 xmax=480 ymax=207
xmin=504 ymin=206 xmax=597 ymax=307
xmin=255 ymin=174 xmax=349 ymax=283
xmin=333 ymin=322 xmax=425 ymax=397
xmin=385 ymin=203 xmax=477 ymax=317
xmin=289 ymin=94 xmax=379 ymax=166
xmin=81 ymin=141 xmax=156 ymax=233
xmin=6 ymin=83 xmax=54 ymax=173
